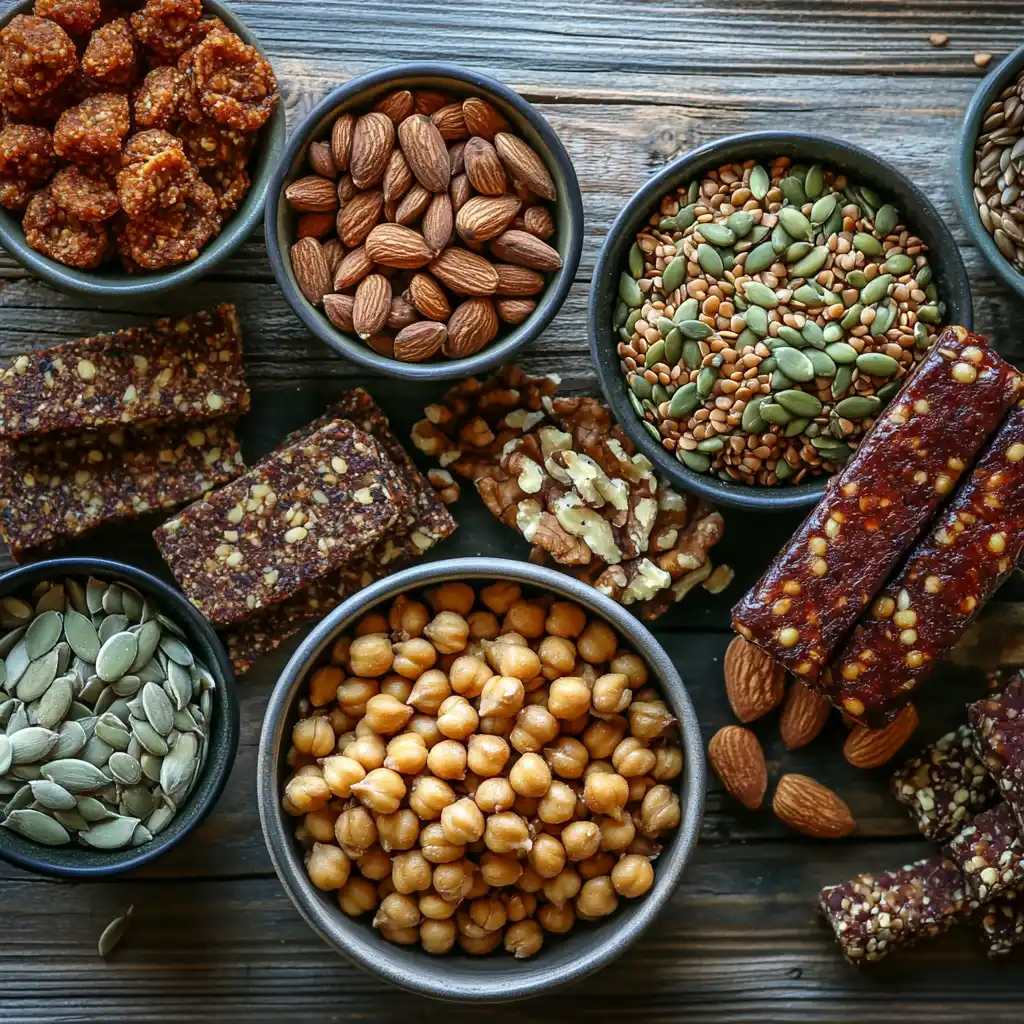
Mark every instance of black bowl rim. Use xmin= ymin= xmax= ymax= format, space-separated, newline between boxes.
xmin=589 ymin=129 xmax=974 ymax=512
xmin=0 ymin=0 xmax=286 ymax=298
xmin=265 ymin=60 xmax=584 ymax=381
xmin=257 ymin=557 xmax=705 ymax=1002
xmin=955 ymin=43 xmax=1024 ymax=301
xmin=0 ymin=556 xmax=239 ymax=878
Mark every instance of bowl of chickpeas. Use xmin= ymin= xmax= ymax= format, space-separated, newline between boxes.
xmin=257 ymin=557 xmax=704 ymax=1000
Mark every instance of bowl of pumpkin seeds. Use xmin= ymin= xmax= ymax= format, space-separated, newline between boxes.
xmin=589 ymin=131 xmax=972 ymax=511
xmin=0 ymin=557 xmax=238 ymax=877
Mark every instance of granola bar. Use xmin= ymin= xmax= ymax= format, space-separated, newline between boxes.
xmin=969 ymin=689 xmax=1024 ymax=829
xmin=819 ymin=855 xmax=966 ymax=966
xmin=0 ymin=305 xmax=249 ymax=440
xmin=733 ymin=328 xmax=1022 ymax=689
xmin=890 ymin=725 xmax=999 ymax=842
xmin=981 ymin=896 xmax=1024 ymax=957
xmin=154 ymin=420 xmax=413 ymax=626
xmin=944 ymin=804 xmax=1024 ymax=907
xmin=0 ymin=419 xmax=244 ymax=559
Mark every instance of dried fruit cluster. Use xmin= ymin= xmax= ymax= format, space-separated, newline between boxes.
xmin=284 ymin=90 xmax=564 ymax=363
xmin=0 ymin=0 xmax=279 ymax=271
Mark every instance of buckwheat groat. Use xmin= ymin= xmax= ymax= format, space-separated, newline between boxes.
xmin=833 ymin=403 xmax=1024 ymax=724
xmin=733 ymin=328 xmax=1021 ymax=686
xmin=981 ymin=897 xmax=1024 ymax=957
xmin=154 ymin=420 xmax=413 ymax=625
xmin=944 ymin=804 xmax=1024 ymax=908
xmin=0 ymin=419 xmax=243 ymax=558
xmin=969 ymin=689 xmax=1024 ymax=829
xmin=819 ymin=855 xmax=966 ymax=965
xmin=0 ymin=304 xmax=248 ymax=440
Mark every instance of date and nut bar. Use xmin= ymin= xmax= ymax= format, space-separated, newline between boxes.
xmin=981 ymin=897 xmax=1024 ymax=957
xmin=831 ymin=403 xmax=1024 ymax=725
xmin=944 ymin=804 xmax=1024 ymax=908
xmin=969 ymin=688 xmax=1024 ymax=830
xmin=733 ymin=328 xmax=1021 ymax=689
xmin=0 ymin=305 xmax=249 ymax=439
xmin=0 ymin=420 xmax=244 ymax=558
xmin=154 ymin=420 xmax=413 ymax=626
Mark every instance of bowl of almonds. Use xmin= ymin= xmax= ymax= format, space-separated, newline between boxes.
xmin=266 ymin=63 xmax=583 ymax=379
xmin=257 ymin=557 xmax=703 ymax=999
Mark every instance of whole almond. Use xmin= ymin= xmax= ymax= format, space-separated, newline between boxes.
xmin=337 ymin=190 xmax=383 ymax=247
xmin=431 ymin=102 xmax=469 ymax=141
xmin=496 ymin=298 xmax=535 ymax=324
xmin=296 ymin=211 xmax=335 ymax=239
xmin=464 ymin=137 xmax=508 ymax=196
xmin=382 ymin=149 xmax=414 ymax=204
xmin=290 ymin=237 xmax=331 ymax=306
xmin=493 ymin=263 xmax=545 ymax=296
xmin=414 ymin=89 xmax=450 ymax=116
xmin=323 ymin=292 xmax=354 ymax=331
xmin=365 ymin=332 xmax=395 ymax=357
xmin=387 ymin=295 xmax=419 ymax=331
xmin=395 ymin=182 xmax=432 ymax=225
xmin=724 ymin=636 xmax=786 ymax=724
xmin=322 ymin=237 xmax=345 ymax=277
xmin=337 ymin=173 xmax=357 ymax=204
xmin=398 ymin=114 xmax=451 ymax=193
xmin=383 ymin=198 xmax=398 ymax=223
xmin=448 ymin=141 xmax=467 ymax=176
xmin=462 ymin=96 xmax=510 ymax=140
xmin=285 ymin=175 xmax=337 ymax=212
xmin=352 ymin=274 xmax=392 ymax=339
xmin=523 ymin=205 xmax=555 ymax=241
xmin=333 ymin=244 xmax=373 ymax=290
xmin=456 ymin=194 xmax=521 ymax=243
xmin=331 ymin=113 xmax=354 ymax=172
xmin=394 ymin=320 xmax=447 ymax=362
xmin=429 ymin=247 xmax=499 ymax=296
xmin=708 ymin=725 xmax=767 ymax=811
xmin=444 ymin=297 xmax=498 ymax=357
xmin=365 ymin=223 xmax=434 ymax=269
xmin=374 ymin=89 xmax=414 ymax=124
xmin=490 ymin=229 xmax=562 ymax=272
xmin=773 ymin=774 xmax=855 ymax=839
xmin=308 ymin=141 xmax=336 ymax=180
xmin=494 ymin=132 xmax=556 ymax=201
xmin=407 ymin=272 xmax=451 ymax=321
xmin=350 ymin=112 xmax=395 ymax=189
xmin=779 ymin=683 xmax=831 ymax=751
xmin=422 ymin=193 xmax=453 ymax=254
xmin=843 ymin=704 xmax=919 ymax=769
xmin=450 ymin=172 xmax=473 ymax=214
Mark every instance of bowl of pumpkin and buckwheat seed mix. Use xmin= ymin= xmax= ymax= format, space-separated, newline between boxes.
xmin=589 ymin=131 xmax=972 ymax=511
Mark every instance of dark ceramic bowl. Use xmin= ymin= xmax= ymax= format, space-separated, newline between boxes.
xmin=0 ymin=557 xmax=238 ymax=878
xmin=0 ymin=0 xmax=285 ymax=298
xmin=266 ymin=62 xmax=584 ymax=381
xmin=258 ymin=558 xmax=704 ymax=1002
xmin=590 ymin=131 xmax=973 ymax=512
xmin=956 ymin=44 xmax=1024 ymax=301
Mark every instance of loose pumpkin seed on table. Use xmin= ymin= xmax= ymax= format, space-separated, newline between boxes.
xmin=613 ymin=156 xmax=946 ymax=486
xmin=0 ymin=578 xmax=215 ymax=851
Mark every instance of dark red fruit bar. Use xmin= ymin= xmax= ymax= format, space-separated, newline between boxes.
xmin=944 ymin=804 xmax=1024 ymax=908
xmin=0 ymin=305 xmax=249 ymax=440
xmin=154 ymin=420 xmax=413 ymax=626
xmin=819 ymin=855 xmax=966 ymax=965
xmin=831 ymin=403 xmax=1024 ymax=724
xmin=981 ymin=896 xmax=1024 ymax=957
xmin=733 ymin=328 xmax=1021 ymax=688
xmin=969 ymin=689 xmax=1024 ymax=830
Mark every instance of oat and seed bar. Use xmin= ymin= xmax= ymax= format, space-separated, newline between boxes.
xmin=819 ymin=855 xmax=966 ymax=966
xmin=890 ymin=725 xmax=999 ymax=842
xmin=944 ymin=804 xmax=1024 ymax=907
xmin=733 ymin=328 xmax=1021 ymax=690
xmin=0 ymin=419 xmax=244 ymax=558
xmin=0 ymin=304 xmax=249 ymax=439
xmin=154 ymin=420 xmax=413 ymax=626
xmin=981 ymin=896 xmax=1024 ymax=957
xmin=832 ymin=403 xmax=1024 ymax=725
xmin=969 ymin=689 xmax=1024 ymax=829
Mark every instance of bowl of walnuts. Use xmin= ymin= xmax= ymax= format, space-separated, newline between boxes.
xmin=0 ymin=0 xmax=285 ymax=297
xmin=265 ymin=62 xmax=584 ymax=379
xmin=257 ymin=558 xmax=704 ymax=1001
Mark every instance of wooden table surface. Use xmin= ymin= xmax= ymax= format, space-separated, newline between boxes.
xmin=3 ymin=1 xmax=1024 ymax=1020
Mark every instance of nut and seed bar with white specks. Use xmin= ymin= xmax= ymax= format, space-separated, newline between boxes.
xmin=944 ymin=804 xmax=1024 ymax=908
xmin=981 ymin=896 xmax=1024 ymax=957
xmin=0 ymin=305 xmax=249 ymax=440
xmin=969 ymin=688 xmax=1024 ymax=830
xmin=154 ymin=419 xmax=414 ymax=626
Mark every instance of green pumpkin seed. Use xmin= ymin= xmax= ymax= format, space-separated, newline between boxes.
xmin=836 ymin=396 xmax=882 ymax=420
xmin=0 ymin=628 xmax=25 ymax=661
xmin=131 ymin=719 xmax=169 ymax=757
xmin=111 ymin=675 xmax=141 ymax=698
xmin=2 ymin=808 xmax=70 ymax=846
xmin=779 ymin=176 xmax=807 ymax=207
xmin=760 ymin=356 xmax=778 ymax=374
xmin=777 ymin=326 xmax=805 ymax=347
xmin=840 ymin=303 xmax=864 ymax=329
xmin=120 ymin=783 xmax=154 ymax=819
xmin=97 ymin=614 xmax=129 ymax=644
xmin=100 ymin=584 xmax=123 ymax=615
xmin=36 ymin=675 xmax=72 ymax=730
xmin=697 ymin=244 xmax=723 ymax=277
xmin=913 ymin=322 xmax=931 ymax=350
xmin=53 ymin=808 xmax=89 ymax=831
xmin=668 ymin=383 xmax=699 ymax=419
xmin=811 ymin=435 xmax=849 ymax=452
xmin=98 ymin=905 xmax=134 ymax=958
xmin=628 ymin=243 xmax=644 ymax=279
xmin=651 ymin=382 xmax=669 ymax=406
xmin=4 ymin=784 xmax=32 ymax=814
xmin=147 ymin=803 xmax=174 ymax=836
xmin=749 ymin=165 xmax=770 ymax=199
xmin=94 ymin=715 xmax=130 ymax=752
xmin=771 ymin=369 xmax=794 ymax=392
xmin=96 ymin=633 xmax=139 ymax=684
xmin=743 ymin=241 xmax=778 ymax=275
xmin=779 ymin=207 xmax=812 ymax=242
xmin=726 ymin=211 xmax=754 ymax=238
xmin=809 ymin=193 xmax=838 ymax=227
xmin=0 ymin=598 xmax=32 ymax=630
xmin=109 ymin=751 xmax=143 ymax=786
xmin=775 ymin=347 xmax=815 ymax=382
xmin=679 ymin=319 xmax=713 ymax=340
xmin=0 ymin=733 xmax=10 ymax=774
xmin=774 ymin=459 xmax=795 ymax=481
xmin=80 ymin=814 xmax=140 ymax=851
xmin=613 ymin=302 xmax=628 ymax=330
xmin=64 ymin=608 xmax=100 ymax=663
xmin=736 ymin=329 xmax=759 ymax=348
xmin=860 ymin=274 xmax=893 ymax=305
xmin=805 ymin=349 xmax=837 ymax=378
xmin=76 ymin=796 xmax=111 ymax=822
xmin=831 ymin=366 xmax=854 ymax=399
xmin=775 ymin=390 xmax=823 ymax=417
xmin=822 ymin=322 xmax=844 ymax=344
xmin=917 ymin=304 xmax=940 ymax=323
xmin=677 ymin=449 xmax=711 ymax=473
xmin=53 ymin=719 xmax=86 ymax=760
xmin=6 ymin=702 xmax=28 ymax=735
xmin=803 ymin=164 xmax=824 ymax=200
xmin=630 ymin=376 xmax=653 ymax=401
xmin=785 ymin=241 xmax=813 ymax=263
xmin=681 ymin=340 xmax=702 ymax=371
xmin=24 ymin=611 xmax=62 ymax=661
xmin=696 ymin=437 xmax=725 ymax=454
xmin=771 ymin=224 xmax=793 ymax=253
xmin=856 ymin=352 xmax=901 ymax=378
xmin=677 ymin=203 xmax=697 ymax=229
xmin=619 ymin=273 xmax=643 ymax=308
xmin=86 ymin=579 xmax=106 ymax=615
xmin=872 ymin=302 xmax=896 ymax=336
xmin=664 ymin=329 xmax=682 ymax=366
xmin=877 ymin=379 xmax=903 ymax=403
xmin=792 ymin=284 xmax=826 ymax=307
xmin=10 ymin=725 xmax=58 ymax=764
xmin=79 ymin=734 xmax=114 ymax=767
xmin=29 ymin=779 xmax=77 ymax=811
xmin=160 ymin=733 xmax=198 ymax=799
xmin=696 ymin=365 xmax=718 ymax=398
xmin=852 ymin=232 xmax=883 ymax=257
xmin=659 ymin=215 xmax=678 ymax=233
xmin=825 ymin=342 xmax=857 ymax=365
xmin=700 ymin=223 xmax=735 ymax=247
xmin=741 ymin=395 xmax=769 ymax=433
xmin=799 ymin=322 xmax=824 ymax=350
xmin=166 ymin=663 xmax=192 ymax=710
xmin=627 ymin=391 xmax=643 ymax=417
xmin=655 ymin=316 xmax=674 ymax=338
xmin=760 ymin=402 xmax=791 ymax=425
xmin=784 ymin=417 xmax=811 ymax=438
xmin=883 ymin=253 xmax=914 ymax=275
xmin=644 ymin=340 xmax=665 ymax=368
xmin=743 ymin=305 xmax=769 ymax=337
xmin=674 ymin=298 xmax=699 ymax=323
xmin=661 ymin=257 xmax=686 ymax=295
xmin=743 ymin=281 xmax=779 ymax=308
xmin=10 ymin=763 xmax=42 ymax=781
xmin=625 ymin=310 xmax=641 ymax=333
xmin=16 ymin=650 xmax=59 ymax=703
xmin=873 ymin=204 xmax=899 ymax=238
xmin=42 ymin=758 xmax=110 ymax=792
xmin=916 ymin=263 xmax=932 ymax=288
xmin=790 ymin=246 xmax=829 ymax=279
xmin=140 ymin=753 xmax=162 ymax=783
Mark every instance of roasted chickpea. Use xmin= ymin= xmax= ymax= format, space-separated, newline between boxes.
xmin=319 ymin=754 xmax=365 ymax=798
xmin=514 ymin=796 xmax=540 ymax=820
xmin=338 ymin=875 xmax=377 ymax=916
xmin=467 ymin=734 xmax=510 ymax=778
xmin=628 ymin=776 xmax=655 ymax=803
xmin=629 ymin=700 xmax=676 ymax=741
xmin=336 ymin=676 xmax=379 ymax=717
xmin=392 ymin=637 xmax=438 ymax=679
xmin=459 ymin=930 xmax=502 ymax=955
xmin=612 ymin=736 xmax=657 ymax=778
xmin=502 ymin=600 xmax=546 ymax=638
xmin=626 ymin=834 xmax=661 ymax=858
xmin=478 ymin=675 xmax=525 ymax=718
xmin=653 ymin=745 xmax=684 ymax=781
xmin=540 ymin=599 xmax=583 ymax=636
xmin=334 ymin=805 xmax=377 ymax=857
xmin=579 ymin=852 xmax=616 ymax=879
xmin=355 ymin=612 xmax=389 ymax=636
xmin=479 ymin=714 xmax=514 ymax=738
xmin=426 ymin=738 xmax=467 ymax=780
xmin=304 ymin=805 xmax=338 ymax=842
xmin=591 ymin=672 xmax=631 ymax=715
xmin=419 ymin=917 xmax=457 ymax=954
xmin=576 ymin=875 xmax=618 ymax=919
xmin=504 ymin=919 xmax=543 ymax=959
xmin=440 ymin=797 xmax=486 ymax=844
xmin=293 ymin=716 xmax=336 ymax=757
xmin=597 ymin=811 xmax=635 ymax=851
xmin=327 ymin=707 xmax=355 ymax=735
xmin=284 ymin=774 xmax=332 ymax=814
xmin=528 ymin=832 xmax=566 ymax=879
xmin=429 ymin=581 xmax=476 ymax=615
xmin=380 ymin=924 xmax=419 ymax=945
xmin=537 ymin=780 xmax=577 ymax=824
xmin=433 ymin=859 xmax=475 ymax=902
xmin=577 ymin=620 xmax=618 ymax=664
xmin=468 ymin=896 xmax=506 ymax=932
xmin=357 ymin=845 xmax=392 ymax=880
xmin=518 ymin=863 xmax=544 ymax=893
xmin=391 ymin=850 xmax=433 ymax=894
xmin=389 ymin=594 xmax=430 ymax=637
xmin=343 ymin=732 xmax=387 ymax=771
xmin=361 ymin=694 xmax=414 ymax=736
xmin=641 ymin=784 xmax=682 ymax=836
xmin=538 ymin=900 xmax=575 ymax=934
xmin=464 ymin=867 xmax=490 ymax=899
xmin=420 ymin=891 xmax=458 ymax=920
xmin=483 ymin=811 xmax=531 ymax=855
xmin=436 ymin=695 xmax=479 ymax=740
xmin=506 ymin=752 xmax=551 ymax=798
xmin=525 ymin=685 xmax=550 ymax=709
xmin=407 ymin=713 xmax=443 ymax=749
xmin=383 ymin=732 xmax=428 ymax=776
xmin=448 ymin=655 xmax=491 ymax=698
xmin=306 ymin=842 xmax=351 ymax=890
xmin=375 ymin=808 xmax=420 ymax=852
xmin=582 ymin=716 xmax=627 ymax=759
xmin=610 ymin=650 xmax=648 ymax=687
xmin=350 ymin=767 xmax=406 ymax=814
xmin=543 ymin=865 xmax=582 ymax=906
xmin=406 ymin=669 xmax=451 ymax=714
xmin=584 ymin=772 xmax=628 ymax=819
xmin=548 ymin=677 xmax=592 ymax=719
xmin=424 ymin=611 xmax=470 ymax=654
xmin=329 ymin=635 xmax=352 ymax=667
xmin=561 ymin=820 xmax=601 ymax=862
xmin=420 ymin=821 xmax=466 ymax=863
xmin=409 ymin=775 xmax=456 ymax=820
xmin=487 ymin=642 xmax=541 ymax=682
xmin=480 ymin=581 xmax=521 ymax=615
xmin=511 ymin=705 xmax=559 ymax=754
xmin=348 ymin=634 xmax=394 ymax=677
xmin=543 ymin=736 xmax=589 ymax=779
xmin=375 ymin=891 xmax=421 ymax=930
xmin=467 ymin=610 xmax=500 ymax=640
xmin=612 ymin=853 xmax=655 ymax=898
xmin=537 ymin=635 xmax=576 ymax=680
xmin=379 ymin=674 xmax=412 ymax=703
xmin=308 ymin=665 xmax=343 ymax=707
xmin=504 ymin=891 xmax=537 ymax=923
xmin=474 ymin=776 xmax=516 ymax=814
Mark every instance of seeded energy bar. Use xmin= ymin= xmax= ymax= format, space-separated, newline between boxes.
xmin=0 ymin=304 xmax=249 ymax=440
xmin=944 ymin=804 xmax=1024 ymax=908
xmin=0 ymin=420 xmax=244 ymax=558
xmin=832 ymin=403 xmax=1024 ymax=724
xmin=732 ymin=328 xmax=1021 ymax=687
xmin=981 ymin=897 xmax=1024 ymax=957
xmin=969 ymin=689 xmax=1024 ymax=830
xmin=155 ymin=420 xmax=413 ymax=625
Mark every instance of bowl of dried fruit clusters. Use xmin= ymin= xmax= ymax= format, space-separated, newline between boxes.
xmin=266 ymin=62 xmax=584 ymax=380
xmin=590 ymin=131 xmax=972 ymax=511
xmin=0 ymin=0 xmax=285 ymax=297
xmin=0 ymin=557 xmax=238 ymax=878
xmin=257 ymin=558 xmax=703 ymax=1000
